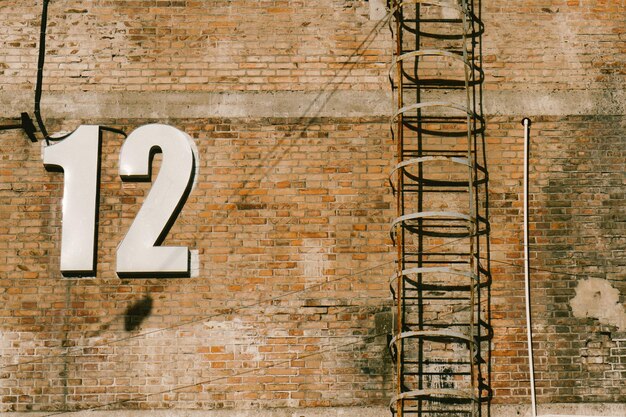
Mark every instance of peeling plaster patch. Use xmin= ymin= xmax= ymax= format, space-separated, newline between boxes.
xmin=570 ymin=278 xmax=626 ymax=330
xmin=368 ymin=0 xmax=387 ymax=20
xmin=190 ymin=249 xmax=199 ymax=278
xmin=441 ymin=3 xmax=461 ymax=20
xmin=203 ymin=318 xmax=261 ymax=348
xmin=302 ymin=239 xmax=330 ymax=283
xmin=0 ymin=331 xmax=12 ymax=389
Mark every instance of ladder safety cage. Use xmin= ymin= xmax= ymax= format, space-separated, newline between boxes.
xmin=387 ymin=0 xmax=491 ymax=416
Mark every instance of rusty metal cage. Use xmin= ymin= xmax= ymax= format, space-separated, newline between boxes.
xmin=388 ymin=1 xmax=491 ymax=416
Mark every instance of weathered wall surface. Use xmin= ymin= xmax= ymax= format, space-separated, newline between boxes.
xmin=0 ymin=0 xmax=388 ymax=92
xmin=488 ymin=115 xmax=626 ymax=404
xmin=1 ymin=0 xmax=625 ymax=415
xmin=0 ymin=116 xmax=394 ymax=412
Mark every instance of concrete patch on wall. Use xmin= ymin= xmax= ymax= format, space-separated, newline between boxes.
xmin=3 ymin=90 xmax=626 ymax=120
xmin=570 ymin=278 xmax=626 ymax=330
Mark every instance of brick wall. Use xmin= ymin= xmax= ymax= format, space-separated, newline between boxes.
xmin=1 ymin=0 xmax=625 ymax=414
xmin=488 ymin=116 xmax=626 ymax=403
xmin=0 ymin=0 xmax=389 ymax=93
xmin=484 ymin=1 xmax=626 ymax=91
xmin=0 ymin=116 xmax=394 ymax=412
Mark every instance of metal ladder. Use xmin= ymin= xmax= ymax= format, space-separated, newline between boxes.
xmin=388 ymin=1 xmax=490 ymax=416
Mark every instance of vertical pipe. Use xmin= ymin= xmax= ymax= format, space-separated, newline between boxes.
xmin=522 ymin=117 xmax=537 ymax=417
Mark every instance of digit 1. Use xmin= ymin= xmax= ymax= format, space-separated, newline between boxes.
xmin=43 ymin=125 xmax=101 ymax=276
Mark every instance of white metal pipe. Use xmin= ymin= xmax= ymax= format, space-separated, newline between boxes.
xmin=522 ymin=117 xmax=537 ymax=417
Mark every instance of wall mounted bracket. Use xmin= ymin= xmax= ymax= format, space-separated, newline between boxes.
xmin=0 ymin=112 xmax=38 ymax=142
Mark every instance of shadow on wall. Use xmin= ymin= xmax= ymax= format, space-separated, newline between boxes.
xmin=124 ymin=295 xmax=153 ymax=331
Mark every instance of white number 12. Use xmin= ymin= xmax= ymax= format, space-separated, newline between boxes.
xmin=43 ymin=123 xmax=198 ymax=277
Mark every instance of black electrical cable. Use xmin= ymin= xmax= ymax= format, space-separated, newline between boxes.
xmin=32 ymin=1 xmax=128 ymax=144
xmin=34 ymin=0 xmax=50 ymax=145
xmin=100 ymin=126 xmax=128 ymax=138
